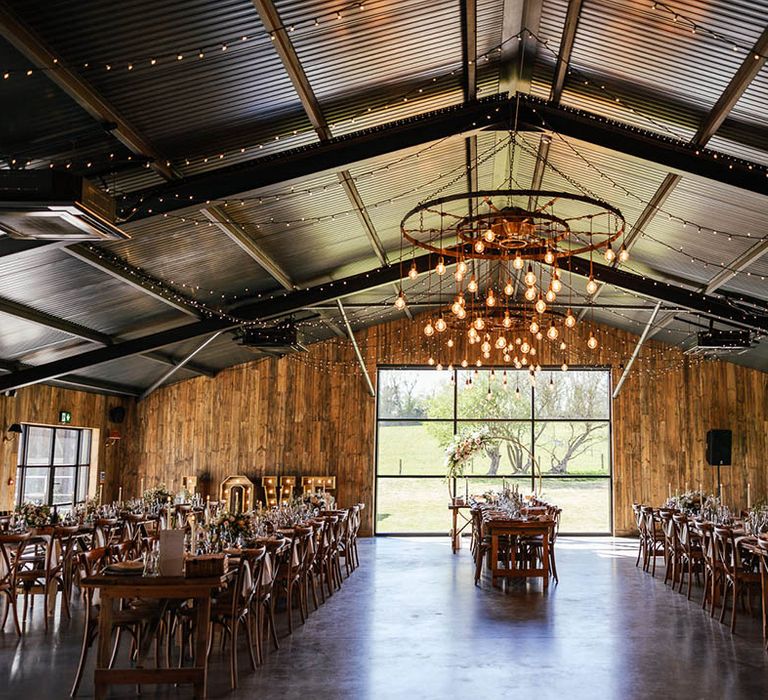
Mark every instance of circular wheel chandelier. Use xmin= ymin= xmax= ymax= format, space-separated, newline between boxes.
xmin=395 ymin=189 xmax=627 ymax=368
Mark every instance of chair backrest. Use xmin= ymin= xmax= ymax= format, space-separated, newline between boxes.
xmin=713 ymin=527 xmax=738 ymax=574
xmin=0 ymin=532 xmax=31 ymax=586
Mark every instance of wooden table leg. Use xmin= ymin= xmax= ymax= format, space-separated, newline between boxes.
xmin=95 ymin=593 xmax=115 ymax=700
xmin=542 ymin=535 xmax=550 ymax=590
xmin=193 ymin=595 xmax=212 ymax=699
xmin=490 ymin=533 xmax=499 ymax=588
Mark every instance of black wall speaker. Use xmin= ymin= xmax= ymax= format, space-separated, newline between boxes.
xmin=706 ymin=429 xmax=732 ymax=466
xmin=108 ymin=406 xmax=126 ymax=424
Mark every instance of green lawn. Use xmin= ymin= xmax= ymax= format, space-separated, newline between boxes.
xmin=375 ymin=476 xmax=611 ymax=534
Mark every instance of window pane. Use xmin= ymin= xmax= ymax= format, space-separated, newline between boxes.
xmin=52 ymin=467 xmax=76 ymax=505
xmin=15 ymin=468 xmax=22 ymax=504
xmin=53 ymin=429 xmax=79 ymax=465
xmin=457 ymin=369 xmax=532 ymax=419
xmin=376 ymin=478 xmax=451 ymax=533
xmin=22 ymin=467 xmax=49 ymax=503
xmin=79 ymin=431 xmax=91 ymax=465
xmin=535 ymin=421 xmax=610 ymax=475
xmin=378 ymin=369 xmax=453 ymax=419
xmin=25 ymin=426 xmax=53 ymax=466
xmin=456 ymin=476 xmax=533 ymax=500
xmin=377 ymin=422 xmax=453 ymax=476
xmin=77 ymin=466 xmax=90 ymax=503
xmin=534 ymin=370 xmax=610 ymax=419
xmin=454 ymin=421 xmax=533 ymax=475
xmin=540 ymin=478 xmax=610 ymax=532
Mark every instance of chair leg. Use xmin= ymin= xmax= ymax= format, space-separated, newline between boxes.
xmin=286 ymin=582 xmax=294 ymax=635
xmin=719 ymin=582 xmax=729 ymax=624
xmin=731 ymin=581 xmax=739 ymax=634
xmin=687 ymin=559 xmax=694 ymax=600
xmin=230 ymin=619 xmax=239 ymax=690
xmin=244 ymin=616 xmax=257 ymax=672
xmin=549 ymin=547 xmax=559 ymax=584
xmin=71 ymin=615 xmax=94 ymax=696
xmin=267 ymin=600 xmax=279 ymax=650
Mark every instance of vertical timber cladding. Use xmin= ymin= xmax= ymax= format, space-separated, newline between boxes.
xmin=0 ymin=383 xmax=130 ymax=510
xmin=122 ymin=314 xmax=766 ymax=536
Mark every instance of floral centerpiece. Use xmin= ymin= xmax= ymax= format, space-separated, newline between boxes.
xmin=303 ymin=491 xmax=335 ymax=511
xmin=16 ymin=501 xmax=52 ymax=529
xmin=143 ymin=483 xmax=173 ymax=507
xmin=664 ymin=490 xmax=708 ymax=515
xmin=206 ymin=510 xmax=252 ymax=547
xmin=74 ymin=497 xmax=100 ymax=524
xmin=444 ymin=427 xmax=492 ymax=479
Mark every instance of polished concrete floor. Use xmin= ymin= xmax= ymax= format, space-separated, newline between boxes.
xmin=3 ymin=537 xmax=768 ymax=699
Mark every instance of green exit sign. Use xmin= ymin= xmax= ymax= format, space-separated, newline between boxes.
xmin=59 ymin=411 xmax=72 ymax=424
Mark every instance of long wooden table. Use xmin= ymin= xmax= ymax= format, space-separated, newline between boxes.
xmin=483 ymin=515 xmax=553 ymax=590
xmin=81 ymin=572 xmax=231 ymax=699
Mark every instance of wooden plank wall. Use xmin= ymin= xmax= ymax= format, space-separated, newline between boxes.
xmin=118 ymin=314 xmax=766 ymax=536
xmin=1 ymin=315 xmax=764 ymax=536
xmin=0 ymin=384 xmax=130 ymax=511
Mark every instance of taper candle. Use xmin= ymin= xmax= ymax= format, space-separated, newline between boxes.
xmin=118 ymin=486 xmax=123 ymax=503
xmin=747 ymin=482 xmax=752 ymax=509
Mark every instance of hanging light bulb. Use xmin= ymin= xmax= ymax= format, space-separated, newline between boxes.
xmin=483 ymin=351 xmax=491 ymax=360
xmin=586 ymin=276 xmax=598 ymax=295
xmin=521 ymin=356 xmax=528 ymax=366
xmin=559 ymin=340 xmax=567 ymax=350
xmin=481 ymin=340 xmax=491 ymax=354
xmin=565 ymin=309 xmax=576 ymax=328
xmin=504 ymin=353 xmax=511 ymax=363
xmin=435 ymin=316 xmax=447 ymax=333
xmin=473 ymin=317 xmax=485 ymax=331
xmin=436 ymin=363 xmax=443 ymax=371
xmin=468 ymin=327 xmax=479 ymax=342
xmin=561 ymin=362 xmax=568 ymax=372
xmin=435 ymin=257 xmax=446 ymax=275
xmin=534 ymin=333 xmax=542 ymax=343
xmin=451 ymin=300 xmax=462 ymax=315
xmin=457 ymin=260 xmax=468 ymax=276
xmin=520 ymin=341 xmax=530 ymax=354
xmin=604 ymin=242 xmax=616 ymax=263
xmin=467 ymin=276 xmax=478 ymax=293
xmin=545 ymin=287 xmax=557 ymax=303
xmin=474 ymin=239 xmax=485 ymax=253
xmin=544 ymin=248 xmax=555 ymax=265
xmin=424 ymin=320 xmax=435 ymax=336
xmin=408 ymin=262 xmax=418 ymax=279
xmin=495 ymin=336 xmax=507 ymax=349
xmin=456 ymin=305 xmax=467 ymax=319
xmin=476 ymin=359 xmax=483 ymax=368
xmin=483 ymin=228 xmax=495 ymax=243
xmin=503 ymin=311 xmax=512 ymax=328
xmin=551 ymin=272 xmax=562 ymax=293
xmin=461 ymin=359 xmax=468 ymax=368
xmin=547 ymin=324 xmax=559 ymax=340
xmin=535 ymin=363 xmax=542 ymax=372
xmin=587 ymin=332 xmax=599 ymax=350
xmin=618 ymin=244 xmax=629 ymax=263
xmin=448 ymin=363 xmax=454 ymax=372
xmin=515 ymin=336 xmax=522 ymax=345
xmin=513 ymin=252 xmax=524 ymax=270
xmin=394 ymin=291 xmax=407 ymax=310
xmin=524 ymin=264 xmax=536 ymax=287
xmin=454 ymin=269 xmax=464 ymax=282
xmin=514 ymin=358 xmax=522 ymax=369
xmin=535 ymin=297 xmax=547 ymax=314
xmin=504 ymin=279 xmax=514 ymax=296
xmin=529 ymin=319 xmax=540 ymax=334
xmin=524 ymin=286 xmax=537 ymax=302
xmin=447 ymin=338 xmax=454 ymax=348
xmin=486 ymin=289 xmax=496 ymax=307
xmin=428 ymin=357 xmax=435 ymax=366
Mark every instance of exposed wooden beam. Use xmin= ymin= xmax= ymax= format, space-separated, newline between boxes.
xmin=550 ymin=0 xmax=584 ymax=103
xmin=201 ymin=206 xmax=294 ymax=290
xmin=0 ymin=3 xmax=177 ymax=181
xmin=612 ymin=301 xmax=661 ymax=398
xmin=0 ymin=249 xmax=765 ymax=393
xmin=138 ymin=331 xmax=224 ymax=401
xmin=336 ymin=300 xmax=375 ymax=397
xmin=705 ymin=239 xmax=768 ymax=295
xmin=63 ymin=244 xmax=201 ymax=318
xmin=581 ymin=26 xmax=768 ymax=311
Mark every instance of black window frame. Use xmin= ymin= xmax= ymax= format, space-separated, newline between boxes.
xmin=15 ymin=424 xmax=93 ymax=510
xmin=374 ymin=365 xmax=613 ymax=536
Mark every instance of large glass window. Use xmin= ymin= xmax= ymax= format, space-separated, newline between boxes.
xmin=375 ymin=367 xmax=612 ymax=534
xmin=15 ymin=425 xmax=93 ymax=512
